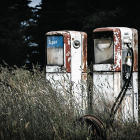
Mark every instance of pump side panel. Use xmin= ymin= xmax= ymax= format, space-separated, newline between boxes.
xmin=133 ymin=72 xmax=138 ymax=122
xmin=122 ymin=93 xmax=133 ymax=121
xmin=69 ymin=31 xmax=82 ymax=84
xmin=131 ymin=28 xmax=138 ymax=71
xmin=114 ymin=72 xmax=122 ymax=119
xmin=131 ymin=29 xmax=138 ymax=122
xmin=114 ymin=72 xmax=121 ymax=98
xmin=119 ymin=28 xmax=138 ymax=122
xmin=93 ymin=72 xmax=114 ymax=113
xmin=46 ymin=31 xmax=72 ymax=102
xmin=46 ymin=73 xmax=71 ymax=95
xmin=69 ymin=31 xmax=84 ymax=107
xmin=64 ymin=33 xmax=71 ymax=72
xmin=80 ymin=32 xmax=87 ymax=73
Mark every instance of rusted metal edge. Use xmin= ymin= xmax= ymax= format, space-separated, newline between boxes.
xmin=131 ymin=28 xmax=138 ymax=71
xmin=93 ymin=27 xmax=121 ymax=71
xmin=80 ymin=32 xmax=87 ymax=73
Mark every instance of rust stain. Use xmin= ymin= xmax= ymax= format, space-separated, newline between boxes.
xmin=133 ymin=49 xmax=138 ymax=71
xmin=113 ymin=29 xmax=121 ymax=71
xmin=110 ymin=65 xmax=114 ymax=71
xmin=64 ymin=33 xmax=71 ymax=73
xmin=93 ymin=27 xmax=114 ymax=32
xmin=134 ymin=32 xmax=138 ymax=45
xmin=131 ymin=29 xmax=138 ymax=71
xmin=131 ymin=28 xmax=138 ymax=46
xmin=80 ymin=32 xmax=87 ymax=72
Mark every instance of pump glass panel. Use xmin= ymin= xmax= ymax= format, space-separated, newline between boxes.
xmin=47 ymin=36 xmax=64 ymax=65
xmin=94 ymin=31 xmax=114 ymax=64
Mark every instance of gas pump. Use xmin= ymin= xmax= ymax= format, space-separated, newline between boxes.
xmin=92 ymin=27 xmax=138 ymax=122
xmin=45 ymin=31 xmax=87 ymax=107
xmin=76 ymin=27 xmax=138 ymax=139
xmin=45 ymin=28 xmax=138 ymax=139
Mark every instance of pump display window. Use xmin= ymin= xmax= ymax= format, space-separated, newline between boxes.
xmin=94 ymin=38 xmax=113 ymax=64
xmin=93 ymin=31 xmax=114 ymax=64
xmin=47 ymin=36 xmax=64 ymax=65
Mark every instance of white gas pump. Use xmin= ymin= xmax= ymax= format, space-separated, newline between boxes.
xmin=45 ymin=28 xmax=138 ymax=139
xmin=92 ymin=27 xmax=138 ymax=122
xmin=45 ymin=31 xmax=87 ymax=107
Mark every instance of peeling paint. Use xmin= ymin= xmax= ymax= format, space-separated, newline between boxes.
xmin=68 ymin=38 xmax=70 ymax=45
xmin=68 ymin=57 xmax=71 ymax=63
xmin=93 ymin=64 xmax=114 ymax=71
xmin=113 ymin=29 xmax=121 ymax=71
xmin=115 ymin=50 xmax=121 ymax=70
xmin=93 ymin=27 xmax=138 ymax=122
xmin=114 ymin=32 xmax=120 ymax=46
xmin=81 ymin=32 xmax=87 ymax=72
xmin=66 ymin=51 xmax=70 ymax=56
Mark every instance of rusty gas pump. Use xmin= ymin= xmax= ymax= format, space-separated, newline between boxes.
xmin=45 ymin=31 xmax=87 ymax=107
xmin=92 ymin=27 xmax=138 ymax=122
xmin=45 ymin=28 xmax=138 ymax=139
xmin=79 ymin=27 xmax=138 ymax=139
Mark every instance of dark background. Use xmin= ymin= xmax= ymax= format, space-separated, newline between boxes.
xmin=0 ymin=0 xmax=139 ymax=70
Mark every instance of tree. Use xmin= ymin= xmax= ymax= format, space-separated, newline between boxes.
xmin=0 ymin=0 xmax=32 ymax=67
xmin=26 ymin=0 xmax=92 ymax=69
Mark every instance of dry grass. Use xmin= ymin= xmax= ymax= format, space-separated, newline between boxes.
xmin=0 ymin=65 xmax=139 ymax=140
xmin=0 ymin=65 xmax=89 ymax=140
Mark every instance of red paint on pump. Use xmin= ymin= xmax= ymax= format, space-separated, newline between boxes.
xmin=64 ymin=33 xmax=71 ymax=73
xmin=81 ymin=32 xmax=87 ymax=72
xmin=113 ymin=28 xmax=121 ymax=71
xmin=131 ymin=28 xmax=138 ymax=71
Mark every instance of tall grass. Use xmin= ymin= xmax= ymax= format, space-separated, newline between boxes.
xmin=0 ymin=65 xmax=90 ymax=140
xmin=0 ymin=65 xmax=140 ymax=140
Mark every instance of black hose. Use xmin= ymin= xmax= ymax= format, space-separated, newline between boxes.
xmin=107 ymin=44 xmax=134 ymax=127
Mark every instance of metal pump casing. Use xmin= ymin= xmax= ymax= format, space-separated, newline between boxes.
xmin=93 ymin=27 xmax=138 ymax=122
xmin=45 ymin=31 xmax=87 ymax=107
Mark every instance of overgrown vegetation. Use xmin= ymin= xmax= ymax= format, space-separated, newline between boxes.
xmin=0 ymin=66 xmax=140 ymax=140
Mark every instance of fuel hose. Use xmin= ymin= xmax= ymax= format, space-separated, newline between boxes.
xmin=75 ymin=44 xmax=134 ymax=139
xmin=107 ymin=43 xmax=134 ymax=128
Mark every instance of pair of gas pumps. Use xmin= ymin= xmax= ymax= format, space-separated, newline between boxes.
xmin=45 ymin=27 xmax=138 ymax=138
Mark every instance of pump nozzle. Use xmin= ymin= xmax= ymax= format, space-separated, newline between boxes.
xmin=126 ymin=55 xmax=132 ymax=66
